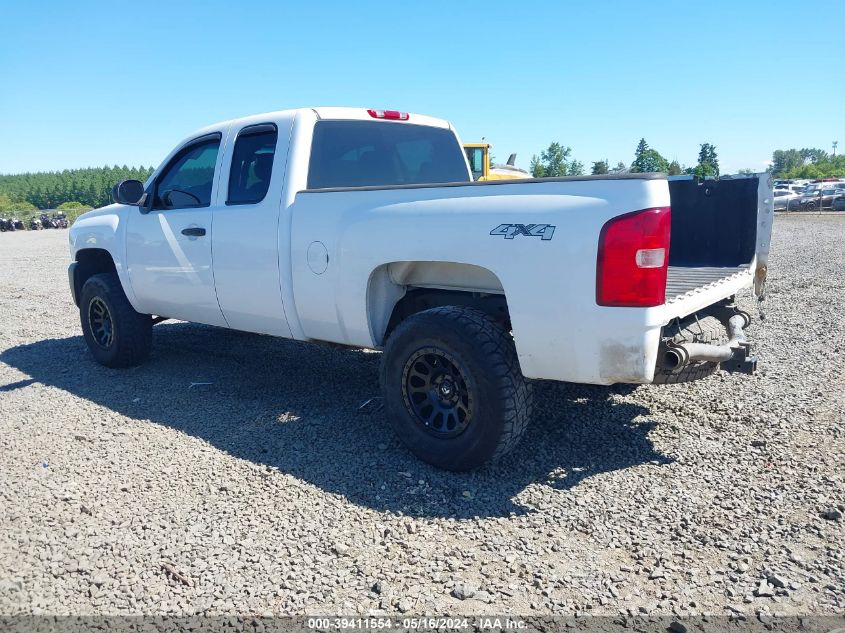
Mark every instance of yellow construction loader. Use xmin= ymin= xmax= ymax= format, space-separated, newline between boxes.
xmin=463 ymin=143 xmax=530 ymax=181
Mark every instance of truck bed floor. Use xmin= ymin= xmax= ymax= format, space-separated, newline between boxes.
xmin=665 ymin=265 xmax=751 ymax=302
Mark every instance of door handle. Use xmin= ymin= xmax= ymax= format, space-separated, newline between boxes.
xmin=181 ymin=227 xmax=206 ymax=237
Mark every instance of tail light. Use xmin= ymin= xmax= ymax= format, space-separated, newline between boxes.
xmin=596 ymin=207 xmax=671 ymax=307
xmin=367 ymin=109 xmax=409 ymax=121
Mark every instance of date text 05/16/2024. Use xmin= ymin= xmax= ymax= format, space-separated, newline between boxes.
xmin=306 ymin=617 xmax=527 ymax=630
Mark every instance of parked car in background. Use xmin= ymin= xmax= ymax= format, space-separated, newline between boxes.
xmin=833 ymin=192 xmax=845 ymax=211
xmin=787 ymin=191 xmax=808 ymax=211
xmin=0 ymin=218 xmax=13 ymax=232
xmin=774 ymin=189 xmax=802 ymax=211
xmin=801 ymin=186 xmax=840 ymax=210
xmin=773 ymin=186 xmax=802 ymax=197
xmin=793 ymin=185 xmax=818 ymax=208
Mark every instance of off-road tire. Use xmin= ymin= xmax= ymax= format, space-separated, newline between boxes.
xmin=652 ymin=315 xmax=726 ymax=384
xmin=79 ymin=273 xmax=152 ymax=368
xmin=380 ymin=306 xmax=532 ymax=471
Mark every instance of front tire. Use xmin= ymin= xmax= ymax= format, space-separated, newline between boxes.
xmin=380 ymin=306 xmax=532 ymax=471
xmin=79 ymin=273 xmax=152 ymax=368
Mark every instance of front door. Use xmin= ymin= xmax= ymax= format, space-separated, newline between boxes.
xmin=125 ymin=133 xmax=228 ymax=326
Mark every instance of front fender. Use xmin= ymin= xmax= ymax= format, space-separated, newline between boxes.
xmin=69 ymin=205 xmax=141 ymax=311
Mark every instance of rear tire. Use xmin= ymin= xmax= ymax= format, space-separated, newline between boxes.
xmin=380 ymin=306 xmax=532 ymax=471
xmin=79 ymin=273 xmax=152 ymax=368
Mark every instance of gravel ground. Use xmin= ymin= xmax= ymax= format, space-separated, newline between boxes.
xmin=0 ymin=216 xmax=843 ymax=619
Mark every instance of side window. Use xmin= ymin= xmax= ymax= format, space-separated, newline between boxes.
xmin=227 ymin=124 xmax=278 ymax=205
xmin=154 ymin=136 xmax=221 ymax=209
xmin=464 ymin=147 xmax=484 ymax=180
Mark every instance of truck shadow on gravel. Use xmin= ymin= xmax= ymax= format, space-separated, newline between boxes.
xmin=1 ymin=322 xmax=671 ymax=518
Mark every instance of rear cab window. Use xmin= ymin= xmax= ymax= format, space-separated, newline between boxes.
xmin=307 ymin=121 xmax=469 ymax=189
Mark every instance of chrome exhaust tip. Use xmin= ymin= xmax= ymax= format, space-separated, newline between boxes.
xmin=663 ymin=348 xmax=687 ymax=372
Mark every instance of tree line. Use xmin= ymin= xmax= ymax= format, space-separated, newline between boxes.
xmin=769 ymin=149 xmax=845 ymax=179
xmin=530 ymin=139 xmax=721 ymax=178
xmin=530 ymin=140 xmax=844 ymax=180
xmin=0 ymin=165 xmax=154 ymax=214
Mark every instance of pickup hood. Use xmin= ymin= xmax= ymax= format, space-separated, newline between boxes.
xmin=72 ymin=203 xmax=124 ymax=223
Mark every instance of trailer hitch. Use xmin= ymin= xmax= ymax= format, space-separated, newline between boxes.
xmin=721 ymin=341 xmax=757 ymax=374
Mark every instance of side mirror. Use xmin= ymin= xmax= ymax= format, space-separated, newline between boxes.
xmin=112 ymin=180 xmax=146 ymax=206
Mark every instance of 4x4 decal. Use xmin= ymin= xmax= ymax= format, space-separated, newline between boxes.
xmin=490 ymin=223 xmax=556 ymax=241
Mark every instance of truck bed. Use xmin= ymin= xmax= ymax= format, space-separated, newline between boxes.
xmin=664 ymin=175 xmax=766 ymax=310
xmin=665 ymin=265 xmax=751 ymax=303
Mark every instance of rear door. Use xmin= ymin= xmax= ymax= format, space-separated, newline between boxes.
xmin=125 ymin=133 xmax=228 ymax=326
xmin=212 ymin=116 xmax=294 ymax=336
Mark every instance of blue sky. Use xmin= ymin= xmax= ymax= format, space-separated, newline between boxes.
xmin=1 ymin=0 xmax=842 ymax=175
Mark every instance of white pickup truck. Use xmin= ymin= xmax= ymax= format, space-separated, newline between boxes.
xmin=68 ymin=107 xmax=773 ymax=470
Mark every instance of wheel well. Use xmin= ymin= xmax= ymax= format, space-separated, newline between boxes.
xmin=384 ymin=289 xmax=511 ymax=344
xmin=367 ymin=261 xmax=510 ymax=346
xmin=72 ymin=249 xmax=116 ymax=306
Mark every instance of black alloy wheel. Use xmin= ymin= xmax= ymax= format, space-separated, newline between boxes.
xmin=87 ymin=297 xmax=114 ymax=348
xmin=402 ymin=347 xmax=473 ymax=438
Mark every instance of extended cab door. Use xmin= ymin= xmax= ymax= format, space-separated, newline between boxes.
xmin=125 ymin=133 xmax=228 ymax=326
xmin=211 ymin=116 xmax=294 ymax=337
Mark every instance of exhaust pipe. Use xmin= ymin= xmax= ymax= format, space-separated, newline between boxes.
xmin=662 ymin=312 xmax=752 ymax=371
xmin=663 ymin=347 xmax=688 ymax=371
